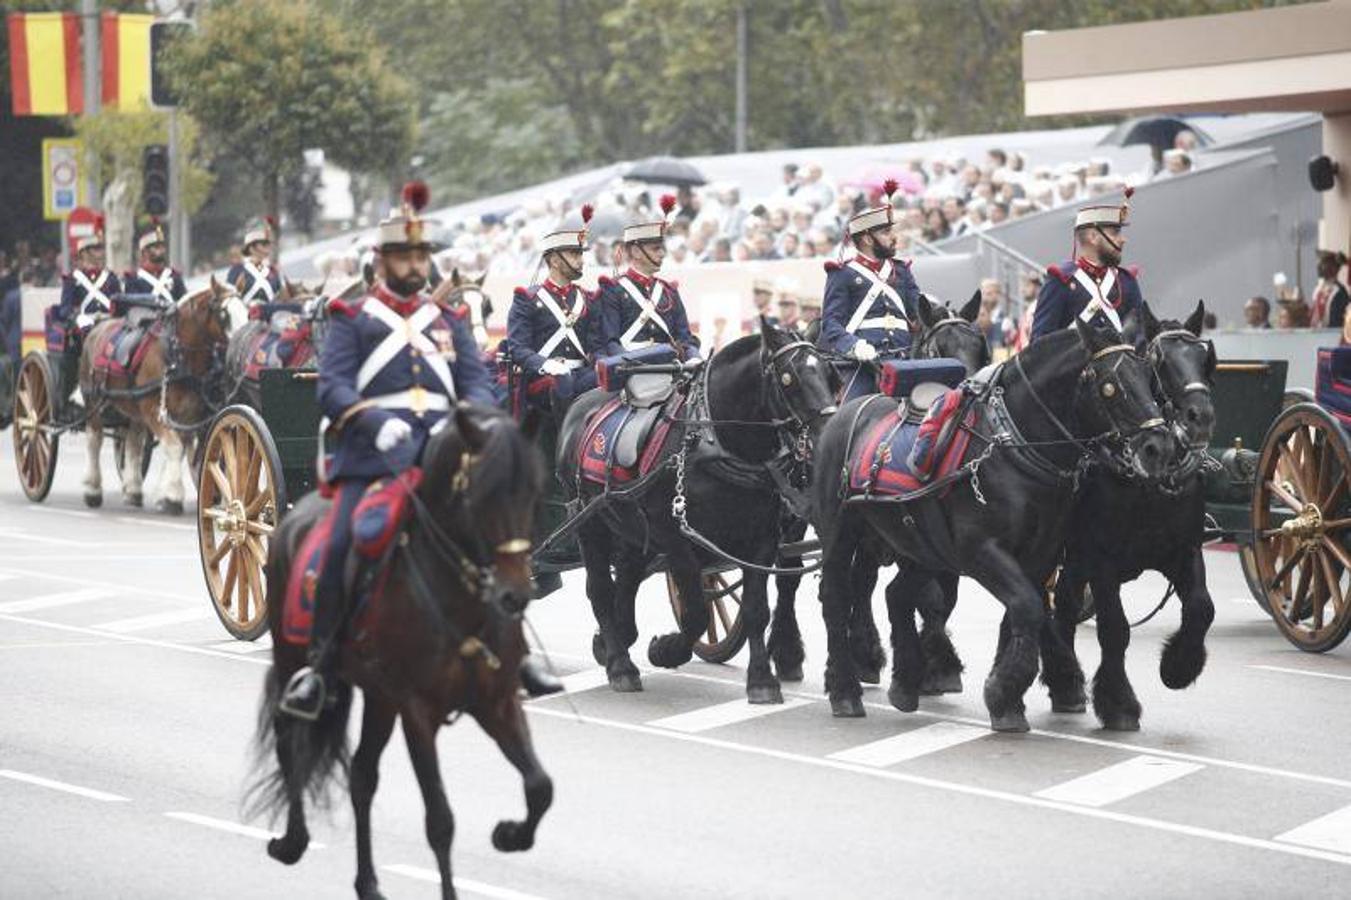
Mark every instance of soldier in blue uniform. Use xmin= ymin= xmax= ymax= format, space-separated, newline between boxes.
xmin=226 ymin=218 xmax=286 ymax=316
xmin=281 ymin=182 xmax=558 ymax=719
xmin=817 ymin=180 xmax=921 ymax=400
xmin=506 ymin=206 xmax=599 ymax=416
xmin=58 ymin=217 xmax=122 ymax=335
xmin=122 ymin=226 xmax=187 ymax=307
xmin=1030 ymin=189 xmax=1143 ymax=342
xmin=595 ymin=194 xmax=701 ymax=362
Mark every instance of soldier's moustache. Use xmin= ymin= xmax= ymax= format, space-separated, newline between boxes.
xmin=386 ymin=272 xmax=426 ymax=296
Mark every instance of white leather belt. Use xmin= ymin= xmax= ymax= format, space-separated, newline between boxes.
xmin=370 ymin=389 xmax=451 ymax=413
xmin=548 ymin=358 xmax=586 ymax=370
xmin=858 ymin=316 xmax=910 ymax=332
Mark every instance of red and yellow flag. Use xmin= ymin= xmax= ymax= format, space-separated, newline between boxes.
xmin=7 ymin=12 xmax=83 ymax=116
xmin=100 ymin=12 xmax=153 ymax=111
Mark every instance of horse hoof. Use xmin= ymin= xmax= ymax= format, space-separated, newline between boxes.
xmin=921 ymin=671 xmax=963 ymax=695
xmin=1099 ymin=713 xmax=1141 ymax=732
xmin=1051 ymin=693 xmax=1088 ymax=714
xmin=590 ymin=631 xmax=606 ymax=667
xmin=775 ymin=662 xmax=804 ymax=683
xmin=989 ymin=711 xmax=1030 ymax=733
xmin=83 ymin=492 xmax=102 ymax=509
xmin=124 ymin=492 xmax=143 ymax=508
xmin=648 ymin=634 xmax=693 ymax=669
xmin=266 ymin=835 xmax=308 ymax=865
xmin=887 ymin=681 xmax=919 ymax=713
xmin=157 ymin=498 xmax=184 ymax=516
xmin=608 ymin=669 xmax=643 ymax=693
xmin=830 ymin=695 xmax=866 ymax=718
xmin=747 ymin=682 xmax=783 ymax=705
xmin=857 ymin=666 xmax=882 ymax=686
xmin=492 ymin=820 xmax=534 ymax=853
xmin=356 ymin=884 xmax=387 ymax=900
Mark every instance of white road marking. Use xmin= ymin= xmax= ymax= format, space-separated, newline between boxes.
xmin=0 ymin=613 xmax=271 ymax=667
xmin=829 ymin=722 xmax=989 ymax=766
xmin=94 ymin=607 xmax=216 ymax=633
xmin=207 ymin=636 xmax=273 ymax=653
xmin=0 ymin=769 xmax=129 ymax=802
xmin=558 ymin=667 xmax=611 ymax=694
xmin=0 ymin=530 xmax=86 ymax=547
xmin=26 ymin=506 xmax=99 ymax=519
xmin=116 ymin=516 xmax=195 ymax=531
xmin=0 ymin=640 xmax=124 ymax=650
xmin=529 ymin=706 xmax=1351 ymax=868
xmin=0 ymin=565 xmax=186 ymax=602
xmin=0 ymin=587 xmax=119 ymax=614
xmin=1250 ymin=664 xmax=1351 ymax=683
xmin=0 ymin=573 xmax=16 ymax=582
xmin=1034 ymin=755 xmax=1205 ymax=808
xmin=648 ymin=697 xmax=812 ymax=733
xmin=1276 ymin=804 xmax=1351 ymax=854
xmin=165 ymin=812 xmax=326 ymax=848
xmin=383 ymin=864 xmax=546 ymax=900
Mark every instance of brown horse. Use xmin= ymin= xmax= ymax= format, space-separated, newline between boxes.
xmin=253 ymin=405 xmax=550 ymax=900
xmin=78 ymin=279 xmax=248 ymax=512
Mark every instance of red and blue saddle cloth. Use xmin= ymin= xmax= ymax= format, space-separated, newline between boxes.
xmin=239 ymin=321 xmax=315 ymax=380
xmin=90 ymin=318 xmax=160 ymax=378
xmin=577 ymin=392 xmax=685 ymax=485
xmin=282 ymin=469 xmax=422 ymax=646
xmin=1317 ymin=346 xmax=1351 ymax=428
xmin=848 ymin=389 xmax=976 ymax=495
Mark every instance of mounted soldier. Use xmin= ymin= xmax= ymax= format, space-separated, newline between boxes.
xmin=1030 ymin=188 xmax=1143 ymax=341
xmin=280 ymin=181 xmax=558 ymax=721
xmin=123 ymin=224 xmax=187 ymax=307
xmin=505 ymin=204 xmax=599 ymax=419
xmin=595 ymin=194 xmax=701 ymax=362
xmin=226 ymin=218 xmax=286 ymax=314
xmin=817 ymin=179 xmax=921 ymax=400
xmin=58 ymin=215 xmax=122 ymax=335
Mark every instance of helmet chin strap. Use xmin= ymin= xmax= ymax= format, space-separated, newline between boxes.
xmin=1093 ymin=225 xmax=1123 ymax=257
xmin=633 ymin=242 xmax=661 ymax=271
xmin=548 ymin=251 xmax=582 ymax=282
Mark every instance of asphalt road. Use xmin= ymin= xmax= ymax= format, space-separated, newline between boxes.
xmin=3 ymin=447 xmax=1351 ymax=899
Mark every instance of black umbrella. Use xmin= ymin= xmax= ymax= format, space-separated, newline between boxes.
xmin=1098 ymin=116 xmax=1213 ymax=171
xmin=623 ymin=156 xmax=708 ymax=187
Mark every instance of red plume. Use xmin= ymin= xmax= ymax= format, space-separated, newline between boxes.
xmin=402 ymin=180 xmax=430 ymax=213
xmin=94 ymin=213 xmax=105 ymax=231
xmin=581 ymin=203 xmax=595 ymax=224
xmin=150 ymin=215 xmax=161 ymax=225
xmin=882 ymin=178 xmax=899 ymax=200
xmin=264 ymin=215 xmax=277 ymax=229
xmin=1123 ymin=186 xmax=1135 ymax=200
xmin=659 ymin=193 xmax=676 ymax=215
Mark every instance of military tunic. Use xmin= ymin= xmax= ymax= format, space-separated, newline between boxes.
xmin=595 ymin=268 xmax=700 ymax=361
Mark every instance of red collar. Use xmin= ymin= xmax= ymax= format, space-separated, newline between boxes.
xmin=625 ymin=267 xmax=656 ymax=289
xmin=543 ymin=278 xmax=573 ymax=299
xmin=82 ymin=267 xmax=105 ymax=280
xmin=374 ymin=282 xmax=425 ymax=317
xmin=1076 ymin=257 xmax=1109 ymax=280
xmin=141 ymin=262 xmax=166 ymax=277
xmin=851 ymin=253 xmax=884 ymax=273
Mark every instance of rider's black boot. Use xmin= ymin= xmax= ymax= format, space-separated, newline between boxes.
xmin=519 ymin=654 xmax=563 ymax=697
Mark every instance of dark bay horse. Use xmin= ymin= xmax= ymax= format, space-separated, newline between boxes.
xmin=813 ymin=320 xmax=1174 ymax=731
xmin=557 ymin=323 xmax=836 ymax=703
xmin=253 ymin=406 xmax=549 ymax=900
xmin=1046 ymin=302 xmax=1218 ymax=730
xmin=767 ymin=292 xmax=989 ymax=685
xmin=79 ymin=279 xmax=248 ymax=512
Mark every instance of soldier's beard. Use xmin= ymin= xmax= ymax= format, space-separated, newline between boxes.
xmin=386 ymin=272 xmax=426 ymax=296
xmin=870 ymin=240 xmax=895 ymax=260
xmin=148 ymin=251 xmax=167 ymax=266
xmin=1098 ymin=244 xmax=1122 ymax=267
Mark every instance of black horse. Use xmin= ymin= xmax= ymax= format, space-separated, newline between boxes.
xmin=1046 ymin=302 xmax=1218 ymax=730
xmin=814 ymin=319 xmax=1174 ymax=731
xmin=253 ymin=407 xmax=549 ymax=900
xmin=767 ymin=292 xmax=989 ymax=685
xmin=557 ymin=322 xmax=836 ymax=703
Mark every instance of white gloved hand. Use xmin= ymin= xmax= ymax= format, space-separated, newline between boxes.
xmin=374 ymin=417 xmax=414 ymax=452
xmin=851 ymin=340 xmax=878 ymax=362
xmin=540 ymin=359 xmax=571 ymax=377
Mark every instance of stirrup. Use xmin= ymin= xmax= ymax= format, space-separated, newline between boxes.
xmin=278 ymin=666 xmax=326 ymax=722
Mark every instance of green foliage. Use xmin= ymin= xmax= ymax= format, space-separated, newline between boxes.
xmin=163 ymin=0 xmax=415 ymax=221
xmin=74 ymin=109 xmax=213 ymax=214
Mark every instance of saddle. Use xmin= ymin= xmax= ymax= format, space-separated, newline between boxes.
xmin=282 ymin=470 xmax=422 ymax=646
xmin=1317 ymin=347 xmax=1351 ymax=428
xmin=242 ymin=318 xmax=314 ymax=379
xmin=92 ymin=318 xmax=158 ymax=378
xmin=848 ymin=389 xmax=976 ymax=496
xmin=579 ymin=391 xmax=686 ymax=485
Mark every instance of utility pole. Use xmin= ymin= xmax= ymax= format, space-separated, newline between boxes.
xmin=735 ymin=2 xmax=748 ymax=154
xmin=81 ymin=0 xmax=100 ymax=209
xmin=168 ymin=109 xmax=184 ymax=271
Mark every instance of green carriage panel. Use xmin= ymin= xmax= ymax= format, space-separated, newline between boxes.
xmin=259 ymin=368 xmax=323 ymax=500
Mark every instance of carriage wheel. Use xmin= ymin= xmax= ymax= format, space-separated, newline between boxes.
xmin=197 ymin=406 xmax=285 ymax=641
xmin=12 ymin=353 xmax=59 ymax=502
xmin=1251 ymin=403 xmax=1351 ymax=653
xmin=667 ymin=571 xmax=748 ymax=664
xmin=1237 ymin=543 xmax=1272 ymax=616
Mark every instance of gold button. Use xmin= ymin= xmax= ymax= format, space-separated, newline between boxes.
xmin=412 ymin=363 xmax=422 ymax=374
xmin=411 ymin=349 xmax=421 ymax=358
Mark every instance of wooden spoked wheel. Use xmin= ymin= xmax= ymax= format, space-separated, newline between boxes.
xmin=1251 ymin=403 xmax=1351 ymax=653
xmin=197 ymin=406 xmax=285 ymax=641
xmin=667 ymin=571 xmax=748 ymax=664
xmin=12 ymin=353 xmax=58 ymax=502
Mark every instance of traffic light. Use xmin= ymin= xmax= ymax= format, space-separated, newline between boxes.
xmin=150 ymin=21 xmax=194 ymax=109
xmin=143 ymin=145 xmax=169 ymax=217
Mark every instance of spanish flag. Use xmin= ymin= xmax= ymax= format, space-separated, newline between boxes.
xmin=7 ymin=12 xmax=83 ymax=116
xmin=100 ymin=13 xmax=153 ymax=111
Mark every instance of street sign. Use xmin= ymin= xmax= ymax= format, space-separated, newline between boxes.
xmin=41 ymin=138 xmax=84 ymax=221
xmin=66 ymin=206 xmax=100 ymax=250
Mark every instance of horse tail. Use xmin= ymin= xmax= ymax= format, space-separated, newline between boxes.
xmin=246 ymin=494 xmax=352 ymax=823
